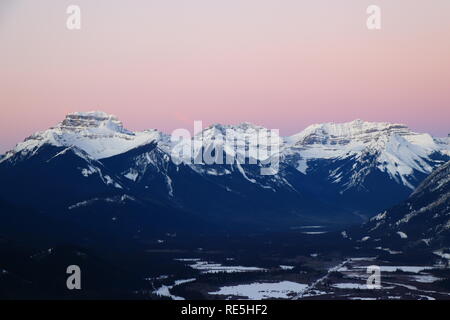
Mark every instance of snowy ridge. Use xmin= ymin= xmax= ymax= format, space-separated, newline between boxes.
xmin=170 ymin=122 xmax=282 ymax=166
xmin=168 ymin=122 xmax=285 ymax=190
xmin=284 ymin=119 xmax=449 ymax=189
xmin=1 ymin=111 xmax=164 ymax=162
xmin=1 ymin=112 xmax=448 ymax=194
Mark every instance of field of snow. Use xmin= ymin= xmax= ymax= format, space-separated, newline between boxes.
xmin=176 ymin=259 xmax=266 ymax=274
xmin=153 ymin=278 xmax=196 ymax=300
xmin=354 ymin=266 xmax=434 ymax=273
xmin=209 ymin=281 xmax=308 ymax=299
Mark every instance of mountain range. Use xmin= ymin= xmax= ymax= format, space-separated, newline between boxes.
xmin=0 ymin=111 xmax=448 ymax=238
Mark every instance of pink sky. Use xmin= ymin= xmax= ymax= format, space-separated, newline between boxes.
xmin=1 ymin=0 xmax=449 ymax=153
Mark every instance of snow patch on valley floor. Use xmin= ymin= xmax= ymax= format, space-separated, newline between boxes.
xmin=434 ymin=250 xmax=450 ymax=260
xmin=349 ymin=257 xmax=377 ymax=261
xmin=410 ymin=275 xmax=441 ymax=283
xmin=209 ymin=281 xmax=308 ymax=300
xmin=175 ymin=259 xmax=266 ymax=274
xmin=279 ymin=265 xmax=295 ymax=270
xmin=302 ymin=231 xmax=328 ymax=235
xmin=375 ymin=247 xmax=403 ymax=255
xmin=361 ymin=266 xmax=433 ymax=273
xmin=332 ymin=283 xmax=394 ymax=290
xmin=153 ymin=278 xmax=196 ymax=300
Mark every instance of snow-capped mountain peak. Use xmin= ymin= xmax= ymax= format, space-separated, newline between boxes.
xmin=58 ymin=111 xmax=132 ymax=135
xmin=200 ymin=122 xmax=268 ymax=136
xmin=287 ymin=119 xmax=411 ymax=146
xmin=1 ymin=113 xmax=448 ymax=226
xmin=284 ymin=120 xmax=449 ymax=189
xmin=1 ymin=111 xmax=163 ymax=162
xmin=192 ymin=122 xmax=282 ymax=163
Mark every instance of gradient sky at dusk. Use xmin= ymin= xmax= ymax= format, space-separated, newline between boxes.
xmin=1 ymin=0 xmax=449 ymax=153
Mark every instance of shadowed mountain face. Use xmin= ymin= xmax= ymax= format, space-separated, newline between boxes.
xmin=0 ymin=112 xmax=448 ymax=236
xmin=359 ymin=161 xmax=450 ymax=249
